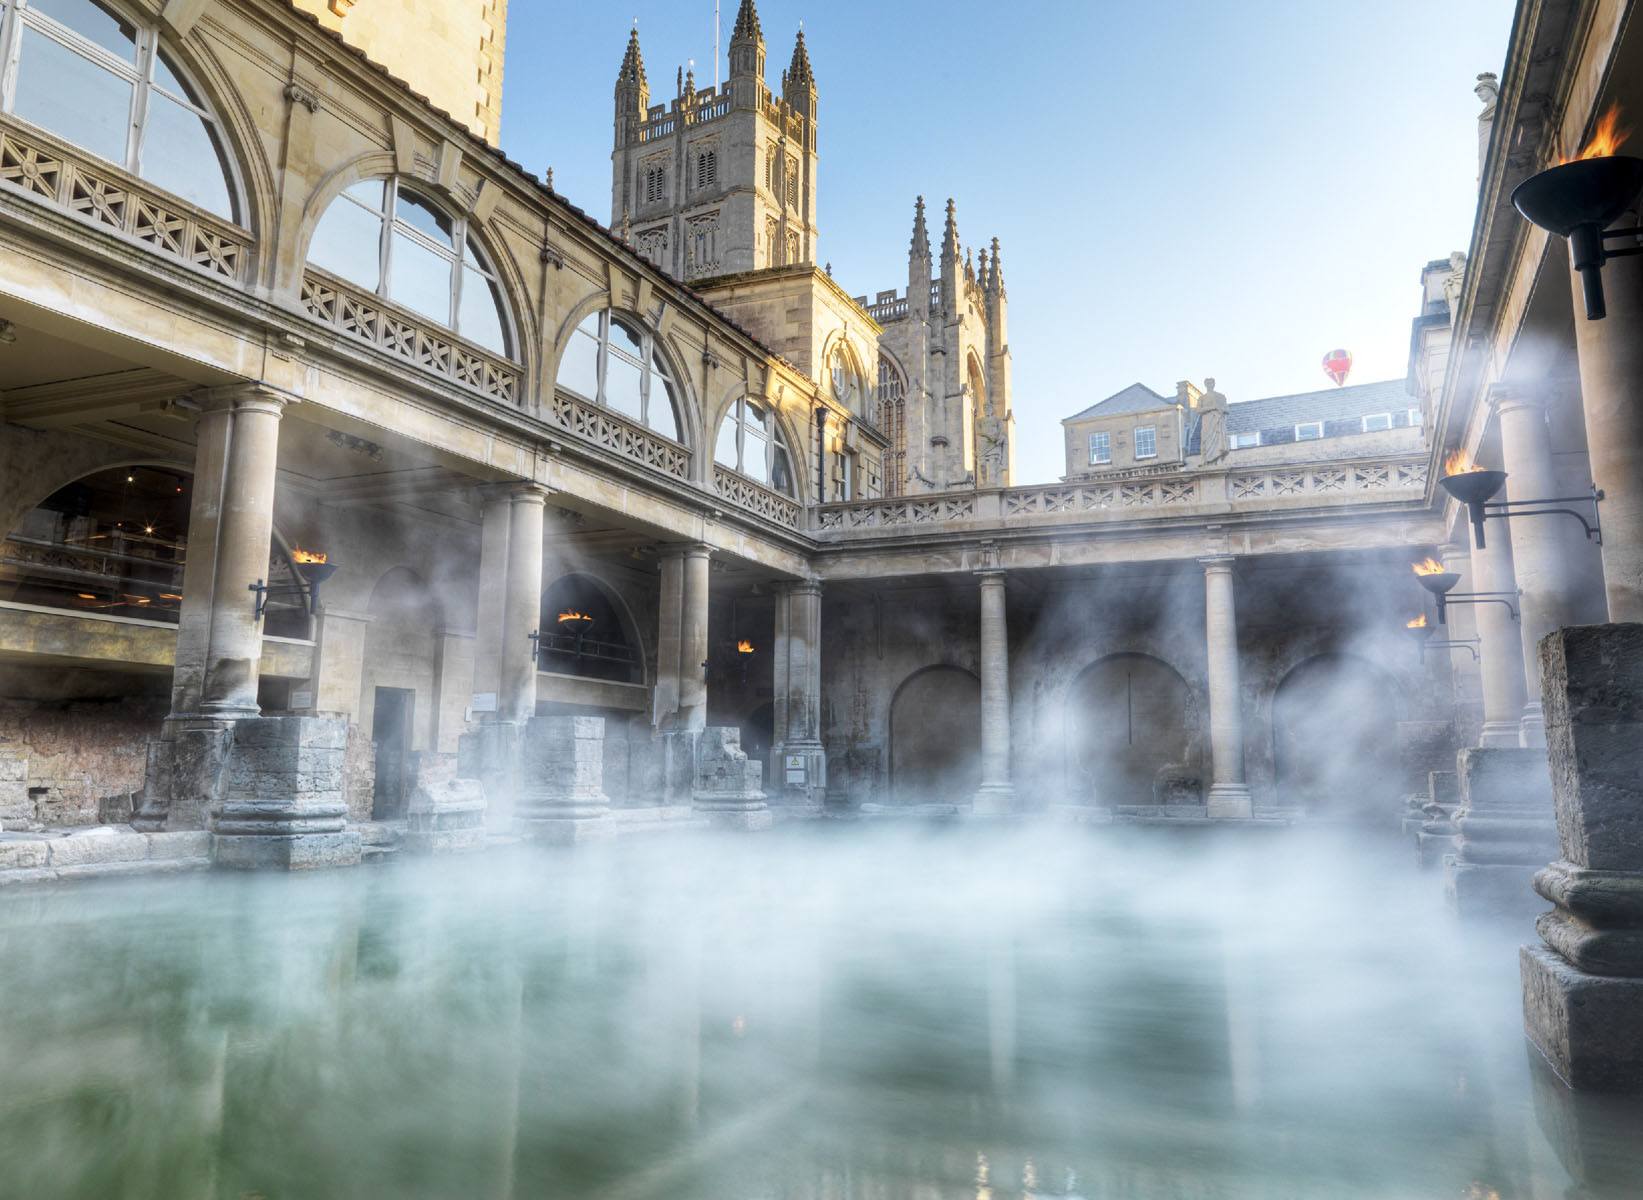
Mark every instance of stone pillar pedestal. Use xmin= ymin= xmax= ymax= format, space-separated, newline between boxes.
xmin=404 ymin=752 xmax=486 ymax=854
xmin=692 ymin=727 xmax=772 ymax=830
xmin=1444 ymin=746 xmax=1557 ymax=918
xmin=211 ymin=716 xmax=362 ymax=870
xmin=1201 ymin=557 xmax=1253 ymax=818
xmin=973 ymin=569 xmax=1014 ymax=814
xmin=1415 ymin=769 xmax=1462 ymax=869
xmin=132 ymin=717 xmax=236 ymax=832
xmin=771 ymin=580 xmax=826 ymax=810
xmin=517 ymin=716 xmax=612 ymax=844
xmin=1521 ymin=623 xmax=1643 ymax=1092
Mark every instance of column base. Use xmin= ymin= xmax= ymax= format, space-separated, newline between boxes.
xmin=1445 ymin=858 xmax=1549 ymax=920
xmin=517 ymin=812 xmax=615 ymax=844
xmin=691 ymin=796 xmax=773 ymax=831
xmin=1205 ymin=785 xmax=1253 ymax=819
xmin=213 ymin=831 xmax=362 ymax=871
xmin=1479 ymin=721 xmax=1524 ymax=748
xmin=404 ymin=753 xmax=487 ymax=854
xmin=1520 ymin=705 xmax=1547 ymax=749
xmin=972 ymin=783 xmax=1015 ymax=816
xmin=1522 ymin=943 xmax=1643 ymax=1092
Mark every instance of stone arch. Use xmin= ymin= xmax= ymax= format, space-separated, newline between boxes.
xmin=709 ymin=384 xmax=807 ymax=500
xmin=1271 ymin=653 xmax=1405 ymax=818
xmin=889 ymin=664 xmax=982 ymax=805
xmin=967 ymin=350 xmax=990 ymax=417
xmin=538 ymin=570 xmax=649 ymax=686
xmin=548 ymin=299 xmax=698 ymax=453
xmin=1064 ymin=653 xmax=1201 ymax=807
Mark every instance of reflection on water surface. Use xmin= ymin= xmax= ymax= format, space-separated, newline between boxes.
xmin=2 ymin=825 xmax=1640 ymax=1199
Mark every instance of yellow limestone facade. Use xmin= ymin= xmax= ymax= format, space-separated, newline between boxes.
xmin=290 ymin=0 xmax=508 ymax=145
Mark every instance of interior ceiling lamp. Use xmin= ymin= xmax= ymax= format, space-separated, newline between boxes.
xmin=1512 ymin=104 xmax=1643 ymax=321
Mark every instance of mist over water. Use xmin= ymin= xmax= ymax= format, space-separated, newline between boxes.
xmin=2 ymin=825 xmax=1638 ymax=1199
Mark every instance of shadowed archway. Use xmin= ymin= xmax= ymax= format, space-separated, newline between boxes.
xmin=890 ymin=665 xmax=981 ymax=805
xmin=1065 ymin=654 xmax=1199 ymax=806
xmin=1273 ymin=654 xmax=1403 ymax=819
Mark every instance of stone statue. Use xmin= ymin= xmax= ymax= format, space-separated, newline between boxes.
xmin=1197 ymin=377 xmax=1229 ymax=465
xmin=977 ymin=413 xmax=1008 ymax=487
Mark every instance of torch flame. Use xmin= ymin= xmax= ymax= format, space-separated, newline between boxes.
xmin=1443 ymin=449 xmax=1485 ymax=477
xmin=736 ymin=640 xmax=755 ymax=654
xmin=292 ymin=547 xmax=328 ymax=564
xmin=1561 ymin=103 xmax=1630 ymax=164
xmin=557 ymin=610 xmax=593 ymax=624
xmin=1407 ymin=614 xmax=1429 ymax=629
xmin=1412 ymin=557 xmax=1447 ymax=576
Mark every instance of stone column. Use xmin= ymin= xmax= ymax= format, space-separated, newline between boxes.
xmin=517 ymin=715 xmax=611 ymax=843
xmin=470 ymin=488 xmax=513 ymax=707
xmin=974 ymin=569 xmax=1013 ymax=814
xmin=499 ymin=486 xmax=546 ymax=724
xmin=1201 ymin=558 xmax=1252 ymax=818
xmin=1440 ymin=541 xmax=1484 ymax=742
xmin=1469 ymin=520 xmax=1527 ymax=748
xmin=1521 ymin=624 xmax=1643 ymax=1091
xmin=771 ymin=580 xmax=825 ymax=808
xmin=653 ymin=548 xmax=684 ymax=729
xmin=1494 ymin=386 xmax=1581 ymax=746
xmin=678 ymin=544 xmax=712 ymax=733
xmin=1570 ymin=246 xmax=1643 ymax=622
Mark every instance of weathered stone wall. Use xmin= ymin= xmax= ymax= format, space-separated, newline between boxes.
xmin=0 ymin=694 xmax=166 ymax=826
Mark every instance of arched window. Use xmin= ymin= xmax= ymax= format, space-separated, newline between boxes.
xmin=715 ymin=396 xmax=795 ymax=495
xmin=308 ymin=178 xmax=512 ymax=357
xmin=0 ymin=0 xmax=238 ymax=220
xmin=877 ymin=354 xmax=907 ymax=497
xmin=555 ymin=310 xmax=680 ymax=440
xmin=829 ymin=343 xmax=867 ymax=416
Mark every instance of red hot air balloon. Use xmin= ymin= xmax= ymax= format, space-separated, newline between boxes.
xmin=1322 ymin=349 xmax=1353 ymax=387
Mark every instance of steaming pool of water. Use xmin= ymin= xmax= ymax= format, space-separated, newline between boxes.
xmin=2 ymin=825 xmax=1641 ymax=1200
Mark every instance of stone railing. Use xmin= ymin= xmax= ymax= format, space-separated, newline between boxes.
xmin=713 ymin=466 xmax=804 ymax=531
xmin=300 ymin=269 xmax=522 ymax=406
xmin=814 ymin=456 xmax=1429 ymax=534
xmin=0 ymin=118 xmax=251 ymax=283
xmin=547 ymin=390 xmax=691 ymax=481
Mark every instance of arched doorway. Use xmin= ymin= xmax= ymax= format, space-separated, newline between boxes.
xmin=1066 ymin=654 xmax=1198 ymax=806
xmin=890 ymin=666 xmax=981 ymax=805
xmin=1273 ymin=655 xmax=1403 ymax=819
xmin=538 ymin=575 xmax=642 ymax=684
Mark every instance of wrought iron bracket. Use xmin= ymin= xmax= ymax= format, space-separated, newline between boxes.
xmin=249 ymin=578 xmax=314 ymax=620
xmin=1478 ymin=485 xmax=1604 ymax=546
xmin=527 ymin=629 xmax=542 ymax=663
xmin=1419 ymin=637 xmax=1481 ymax=664
xmin=1438 ymin=591 xmax=1519 ymax=625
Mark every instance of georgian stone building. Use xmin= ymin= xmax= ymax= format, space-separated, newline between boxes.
xmin=0 ymin=0 xmax=1638 ymax=885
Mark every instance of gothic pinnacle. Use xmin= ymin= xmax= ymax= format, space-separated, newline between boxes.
xmin=787 ymin=28 xmax=814 ymax=88
xmin=617 ymin=26 xmax=647 ymax=87
xmin=732 ymin=0 xmax=762 ymax=41
xmin=990 ymin=236 xmax=1005 ymax=294
xmin=910 ymin=196 xmax=930 ymax=259
xmin=941 ymin=198 xmax=961 ymax=265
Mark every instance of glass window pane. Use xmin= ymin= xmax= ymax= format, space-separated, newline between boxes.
xmin=394 ymin=190 xmax=454 ymax=246
xmin=458 ymin=265 xmax=508 ymax=355
xmin=30 ymin=0 xmax=137 ymax=61
xmin=576 ymin=312 xmax=602 ymax=338
xmin=14 ymin=28 xmax=133 ymax=164
xmin=743 ymin=426 xmax=770 ymax=484
xmin=771 ymin=443 xmax=794 ymax=495
xmin=715 ymin=408 xmax=740 ymax=469
xmin=309 ymin=196 xmax=383 ymax=291
xmin=744 ymin=401 xmax=769 ymax=436
xmin=150 ymin=49 xmax=191 ymax=101
xmin=556 ymin=328 xmax=601 ymax=400
xmin=138 ymin=92 xmax=233 ymax=219
xmin=649 ymin=373 xmax=679 ymax=440
xmin=388 ymin=229 xmax=454 ymax=324
xmin=344 ymin=179 xmax=386 ymax=210
xmin=604 ymin=353 xmax=643 ymax=422
xmin=611 ymin=318 xmax=644 ymax=361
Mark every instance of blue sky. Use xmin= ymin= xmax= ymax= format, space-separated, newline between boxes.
xmin=501 ymin=1 xmax=1514 ymax=483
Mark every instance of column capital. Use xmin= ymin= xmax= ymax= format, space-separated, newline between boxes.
xmin=507 ymin=482 xmax=552 ymax=507
xmin=190 ymin=382 xmax=291 ymax=417
xmin=1487 ymin=382 xmax=1549 ymax=415
xmin=974 ymin=568 xmax=1008 ymax=583
xmin=776 ymin=578 xmax=823 ymax=598
xmin=660 ymin=541 xmax=715 ymax=560
xmin=1199 ymin=555 xmax=1237 ymax=573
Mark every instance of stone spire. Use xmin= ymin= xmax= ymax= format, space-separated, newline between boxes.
xmin=787 ymin=29 xmax=815 ymax=89
xmin=614 ymin=26 xmax=650 ymax=137
xmin=732 ymin=0 xmax=762 ymax=41
xmin=940 ymin=199 xmax=961 ymax=270
xmin=728 ymin=0 xmax=766 ymax=101
xmin=910 ymin=196 xmax=931 ymax=262
xmin=909 ymin=196 xmax=932 ymax=319
xmin=988 ymin=237 xmax=1005 ymax=296
xmin=977 ymin=246 xmax=989 ymax=289
xmin=617 ymin=26 xmax=647 ymax=91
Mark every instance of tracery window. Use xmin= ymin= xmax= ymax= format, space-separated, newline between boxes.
xmin=308 ymin=177 xmax=512 ymax=357
xmin=0 ymin=0 xmax=238 ymax=219
xmin=695 ymin=148 xmax=717 ymax=190
xmin=877 ymin=354 xmax=907 ymax=497
xmin=715 ymin=396 xmax=795 ymax=495
xmin=829 ymin=344 xmax=866 ymax=416
xmin=644 ymin=164 xmax=666 ymax=204
xmin=556 ymin=309 xmax=680 ymax=440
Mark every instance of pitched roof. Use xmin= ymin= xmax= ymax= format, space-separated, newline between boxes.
xmin=1063 ymin=383 xmax=1173 ymax=422
xmin=1185 ymin=378 xmax=1415 ymax=453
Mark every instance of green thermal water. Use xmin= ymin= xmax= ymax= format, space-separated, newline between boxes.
xmin=1 ymin=825 xmax=1640 ymax=1199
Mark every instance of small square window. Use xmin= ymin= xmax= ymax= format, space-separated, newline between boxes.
xmin=1295 ymin=422 xmax=1323 ymax=441
xmin=1361 ymin=413 xmax=1392 ymax=432
xmin=1134 ymin=426 xmax=1157 ymax=459
xmin=1088 ymin=431 xmax=1111 ymax=465
xmin=1406 ymin=407 xmax=1421 ymax=427
xmin=1230 ymin=431 xmax=1260 ymax=449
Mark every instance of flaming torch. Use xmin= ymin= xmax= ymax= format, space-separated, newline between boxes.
xmin=736 ymin=640 xmax=755 ymax=654
xmin=1405 ymin=613 xmax=1432 ymax=642
xmin=1512 ymin=103 xmax=1643 ymax=320
xmin=1437 ymin=450 xmax=1507 ymax=549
